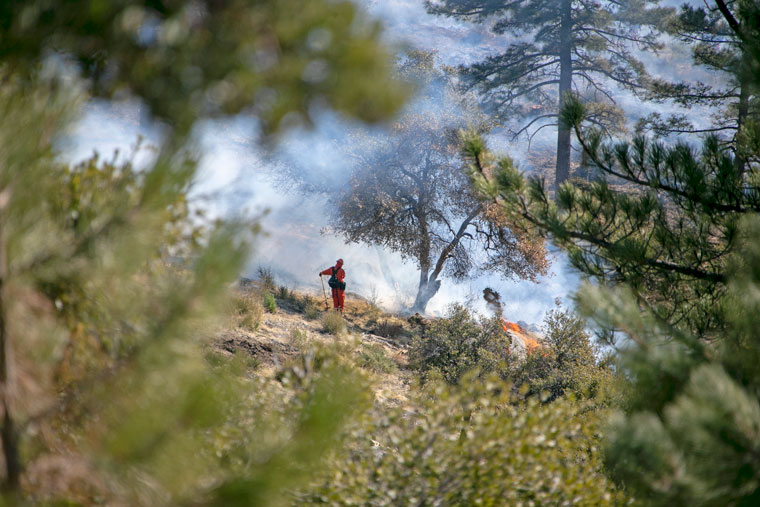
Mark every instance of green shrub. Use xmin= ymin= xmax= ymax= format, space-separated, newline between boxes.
xmin=511 ymin=307 xmax=611 ymax=403
xmin=263 ymin=293 xmax=277 ymax=314
xmin=408 ymin=304 xmax=511 ymax=384
xmin=321 ymin=311 xmax=345 ymax=335
xmin=358 ymin=343 xmax=397 ymax=374
xmin=306 ymin=376 xmax=626 ymax=505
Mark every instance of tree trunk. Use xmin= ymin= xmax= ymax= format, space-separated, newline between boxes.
xmin=555 ymin=0 xmax=573 ymax=190
xmin=412 ymin=243 xmax=437 ymax=314
xmin=734 ymin=51 xmax=750 ymax=176
xmin=410 ymin=207 xmax=481 ymax=314
xmin=0 ymin=212 xmax=19 ymax=491
xmin=411 ymin=275 xmax=441 ymax=314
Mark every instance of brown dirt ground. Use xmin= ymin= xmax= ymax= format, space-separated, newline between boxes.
xmin=214 ymin=284 xmax=424 ymax=409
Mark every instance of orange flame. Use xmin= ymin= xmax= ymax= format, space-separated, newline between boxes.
xmin=502 ymin=320 xmax=521 ymax=333
xmin=523 ymin=337 xmax=542 ymax=353
xmin=502 ymin=319 xmax=542 ymax=354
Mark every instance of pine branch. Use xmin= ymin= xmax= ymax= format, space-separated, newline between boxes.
xmin=572 ymin=122 xmax=760 ymax=214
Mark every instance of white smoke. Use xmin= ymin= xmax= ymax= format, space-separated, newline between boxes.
xmin=60 ymin=0 xmax=724 ymax=325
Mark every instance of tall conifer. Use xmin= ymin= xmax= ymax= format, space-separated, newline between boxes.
xmin=427 ymin=0 xmax=671 ymax=188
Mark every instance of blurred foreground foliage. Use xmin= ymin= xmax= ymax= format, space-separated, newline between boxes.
xmin=206 ymin=348 xmax=371 ymax=507
xmin=0 ymin=0 xmax=410 ymax=502
xmin=3 ymin=76 xmax=242 ymax=502
xmin=582 ymin=216 xmax=760 ymax=506
xmin=2 ymin=77 xmax=373 ymax=505
xmin=0 ymin=0 xmax=408 ymax=133
xmin=305 ymin=374 xmax=625 ymax=505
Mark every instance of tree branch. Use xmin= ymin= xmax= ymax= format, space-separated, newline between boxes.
xmin=714 ymin=0 xmax=742 ymax=39
xmin=572 ymin=122 xmax=760 ymax=214
xmin=430 ymin=206 xmax=482 ymax=281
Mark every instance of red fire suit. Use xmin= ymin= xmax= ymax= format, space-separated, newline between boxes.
xmin=320 ymin=259 xmax=345 ymax=311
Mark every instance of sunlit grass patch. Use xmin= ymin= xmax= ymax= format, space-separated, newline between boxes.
xmin=321 ymin=311 xmax=346 ymax=335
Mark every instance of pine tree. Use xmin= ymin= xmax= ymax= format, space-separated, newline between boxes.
xmin=426 ymin=0 xmax=671 ymax=188
xmin=580 ymin=204 xmax=760 ymax=506
xmin=460 ymin=0 xmax=760 ymax=332
xmin=597 ymin=5 xmax=760 ymax=503
xmin=640 ymin=0 xmax=758 ymax=175
xmin=463 ymin=108 xmax=751 ymax=335
xmin=464 ymin=2 xmax=760 ymax=502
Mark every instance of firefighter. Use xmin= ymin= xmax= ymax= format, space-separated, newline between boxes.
xmin=319 ymin=258 xmax=346 ymax=311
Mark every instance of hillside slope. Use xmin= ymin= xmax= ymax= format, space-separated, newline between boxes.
xmin=214 ymin=281 xmax=547 ymax=409
xmin=213 ymin=283 xmax=420 ymax=408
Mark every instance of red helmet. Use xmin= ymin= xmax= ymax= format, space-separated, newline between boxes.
xmin=336 ymin=258 xmax=343 ymax=267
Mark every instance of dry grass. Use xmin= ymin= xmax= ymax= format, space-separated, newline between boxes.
xmin=375 ymin=319 xmax=404 ymax=339
xmin=233 ymin=291 xmax=264 ymax=331
xmin=321 ymin=311 xmax=346 ymax=335
xmin=278 ymin=285 xmax=295 ymax=301
xmin=297 ymin=294 xmax=322 ymax=320
xmin=288 ymin=328 xmax=308 ymax=349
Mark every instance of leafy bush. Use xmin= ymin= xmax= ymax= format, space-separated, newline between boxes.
xmin=511 ymin=307 xmax=611 ymax=403
xmin=408 ymin=304 xmax=511 ymax=384
xmin=306 ymin=376 xmax=626 ymax=505
xmin=263 ymin=293 xmax=277 ymax=314
xmin=358 ymin=343 xmax=397 ymax=374
xmin=321 ymin=311 xmax=346 ymax=335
